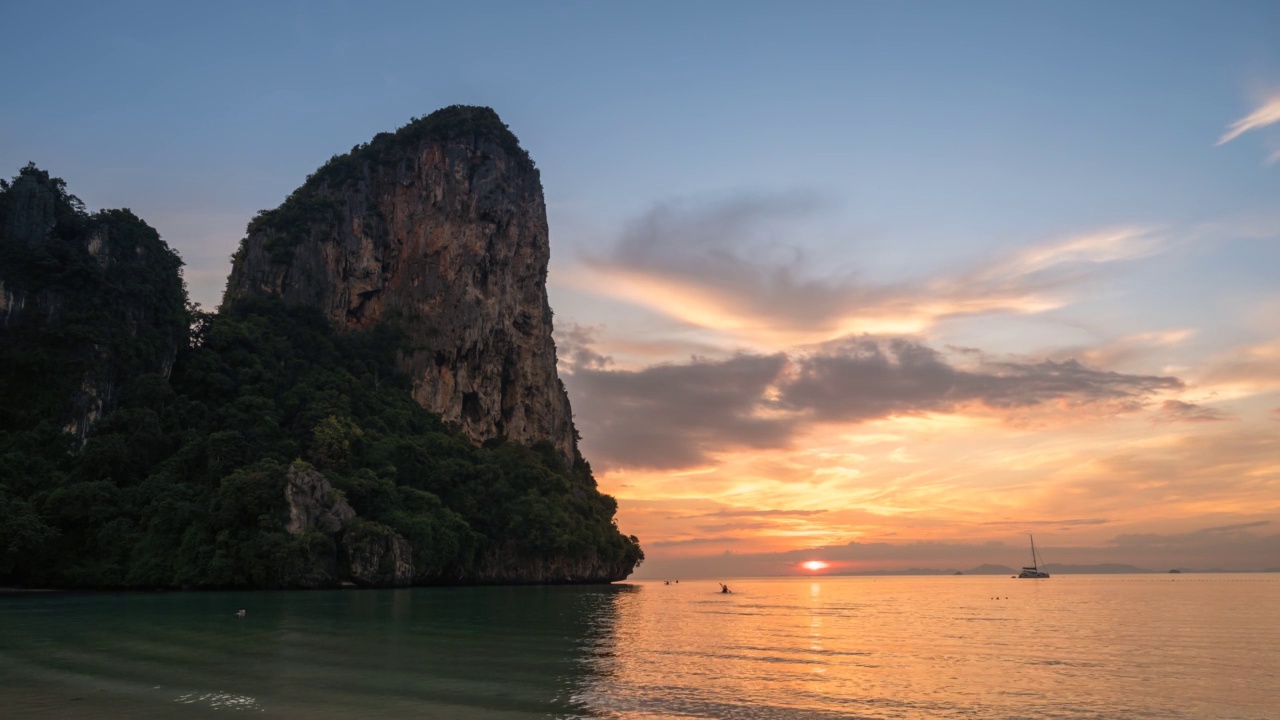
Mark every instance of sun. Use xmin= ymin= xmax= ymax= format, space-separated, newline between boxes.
xmin=801 ymin=560 xmax=828 ymax=571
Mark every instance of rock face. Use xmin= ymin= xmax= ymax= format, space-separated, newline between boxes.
xmin=342 ymin=524 xmax=415 ymax=587
xmin=470 ymin=550 xmax=643 ymax=586
xmin=224 ymin=106 xmax=577 ymax=462
xmin=283 ymin=463 xmax=416 ymax=587
xmin=284 ymin=463 xmax=356 ymax=536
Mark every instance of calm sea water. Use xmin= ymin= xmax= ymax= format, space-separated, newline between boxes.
xmin=2 ymin=575 xmax=1276 ymax=719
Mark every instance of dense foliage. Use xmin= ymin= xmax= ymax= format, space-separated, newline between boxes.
xmin=0 ymin=166 xmax=642 ymax=589
xmin=0 ymin=163 xmax=189 ymax=437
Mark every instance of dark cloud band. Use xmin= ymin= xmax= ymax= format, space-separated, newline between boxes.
xmin=563 ymin=332 xmax=1183 ymax=470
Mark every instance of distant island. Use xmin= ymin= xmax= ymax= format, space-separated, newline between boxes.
xmin=0 ymin=107 xmax=643 ymax=590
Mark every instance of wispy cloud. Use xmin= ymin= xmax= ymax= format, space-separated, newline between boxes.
xmin=982 ymin=227 xmax=1160 ymax=278
xmin=1154 ymin=400 xmax=1230 ymax=424
xmin=555 ymin=323 xmax=613 ymax=371
xmin=677 ymin=508 xmax=830 ymax=519
xmin=1062 ymin=430 xmax=1280 ymax=516
xmin=1048 ymin=328 xmax=1194 ymax=370
xmin=575 ymin=195 xmax=1165 ymax=347
xmin=649 ymin=537 xmax=746 ymax=549
xmin=980 ymin=518 xmax=1111 ymax=527
xmin=1217 ymin=94 xmax=1280 ymax=146
xmin=1201 ymin=339 xmax=1280 ymax=397
xmin=1196 ymin=520 xmax=1270 ymax=534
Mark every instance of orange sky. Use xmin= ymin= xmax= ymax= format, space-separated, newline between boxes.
xmin=547 ymin=179 xmax=1280 ymax=578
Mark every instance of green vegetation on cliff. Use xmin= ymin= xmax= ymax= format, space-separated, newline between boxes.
xmin=0 ymin=163 xmax=189 ymax=440
xmin=0 ymin=165 xmax=642 ymax=589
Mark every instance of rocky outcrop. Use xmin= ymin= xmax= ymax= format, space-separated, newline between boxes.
xmin=342 ymin=522 xmax=415 ymax=587
xmin=1 ymin=279 xmax=26 ymax=328
xmin=281 ymin=459 xmax=634 ymax=586
xmin=472 ymin=549 xmax=640 ymax=585
xmin=2 ymin=166 xmax=58 ymax=248
xmin=284 ymin=463 xmax=356 ymax=535
xmin=282 ymin=463 xmax=412 ymax=587
xmin=224 ymin=106 xmax=577 ymax=463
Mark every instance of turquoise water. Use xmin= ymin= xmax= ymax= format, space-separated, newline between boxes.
xmin=2 ymin=575 xmax=1277 ymax=718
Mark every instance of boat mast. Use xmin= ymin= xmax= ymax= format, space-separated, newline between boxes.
xmin=1030 ymin=534 xmax=1038 ymax=570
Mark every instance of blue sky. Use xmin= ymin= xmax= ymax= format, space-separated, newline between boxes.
xmin=4 ymin=1 xmax=1279 ymax=574
xmin=4 ymin=1 xmax=1277 ymax=301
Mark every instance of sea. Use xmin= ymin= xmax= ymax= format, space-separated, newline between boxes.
xmin=1 ymin=574 xmax=1276 ymax=719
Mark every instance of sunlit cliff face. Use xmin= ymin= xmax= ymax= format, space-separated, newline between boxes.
xmin=549 ymin=179 xmax=1280 ymax=578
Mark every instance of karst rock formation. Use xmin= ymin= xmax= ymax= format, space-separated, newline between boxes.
xmin=225 ymin=106 xmax=577 ymax=463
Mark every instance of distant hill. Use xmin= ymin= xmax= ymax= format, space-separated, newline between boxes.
xmin=829 ymin=567 xmax=957 ymax=576
xmin=822 ymin=562 xmax=1173 ymax=577
xmin=966 ymin=564 xmax=1016 ymax=575
xmin=950 ymin=563 xmax=1160 ymax=575
xmin=1044 ymin=563 xmax=1153 ymax=574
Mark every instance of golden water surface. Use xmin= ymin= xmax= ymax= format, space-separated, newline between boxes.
xmin=578 ymin=575 xmax=1279 ymax=718
xmin=1 ymin=574 xmax=1276 ymax=718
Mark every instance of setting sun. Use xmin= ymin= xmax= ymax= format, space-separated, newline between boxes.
xmin=801 ymin=561 xmax=829 ymax=571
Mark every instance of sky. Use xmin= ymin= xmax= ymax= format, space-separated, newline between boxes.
xmin=3 ymin=1 xmax=1279 ymax=577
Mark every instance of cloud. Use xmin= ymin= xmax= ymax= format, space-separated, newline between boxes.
xmin=1196 ymin=520 xmax=1270 ymax=534
xmin=696 ymin=520 xmax=784 ymax=534
xmin=980 ymin=227 xmax=1160 ymax=278
xmin=1217 ymin=94 xmax=1280 ymax=146
xmin=1047 ymin=328 xmax=1194 ymax=370
xmin=565 ymin=334 xmax=1185 ymax=469
xmin=574 ymin=195 xmax=1164 ymax=346
xmin=980 ymin=518 xmax=1111 ymax=527
xmin=566 ymin=352 xmax=792 ymax=469
xmin=676 ymin=509 xmax=829 ymax=519
xmin=1202 ymin=340 xmax=1280 ymax=390
xmin=1154 ymin=400 xmax=1230 ymax=424
xmin=555 ymin=323 xmax=613 ymax=371
xmin=1061 ymin=430 xmax=1280 ymax=514
xmin=649 ymin=537 xmax=746 ymax=548
xmin=778 ymin=337 xmax=1181 ymax=423
xmin=1108 ymin=522 xmax=1277 ymax=549
xmin=576 ymin=192 xmax=877 ymax=341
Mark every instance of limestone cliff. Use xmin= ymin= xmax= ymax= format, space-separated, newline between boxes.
xmin=224 ymin=106 xmax=576 ymax=462
xmin=0 ymin=161 xmax=641 ymax=591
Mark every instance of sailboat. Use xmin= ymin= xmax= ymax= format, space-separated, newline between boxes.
xmin=1017 ymin=534 xmax=1050 ymax=578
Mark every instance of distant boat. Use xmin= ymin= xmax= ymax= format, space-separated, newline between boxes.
xmin=1017 ymin=535 xmax=1050 ymax=578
